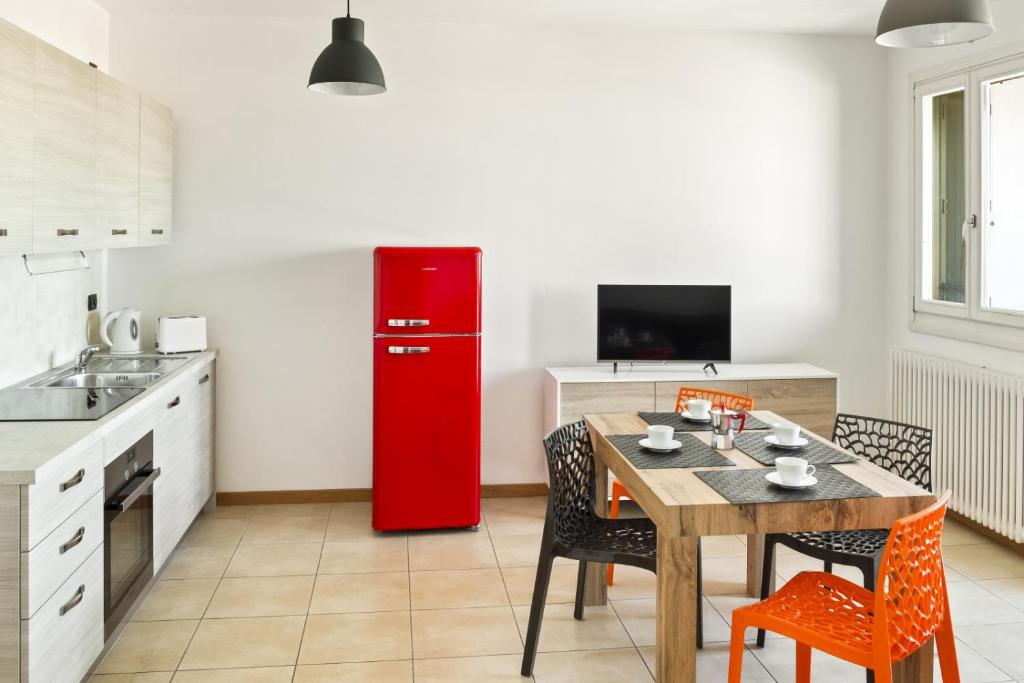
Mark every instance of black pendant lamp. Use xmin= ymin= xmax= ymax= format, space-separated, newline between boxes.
xmin=308 ymin=0 xmax=386 ymax=95
xmin=875 ymin=0 xmax=994 ymax=47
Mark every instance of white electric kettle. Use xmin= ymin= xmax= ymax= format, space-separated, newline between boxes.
xmin=101 ymin=308 xmax=143 ymax=355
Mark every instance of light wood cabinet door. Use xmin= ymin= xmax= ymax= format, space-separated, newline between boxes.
xmin=195 ymin=365 xmax=215 ymax=509
xmin=0 ymin=20 xmax=35 ymax=255
xmin=747 ymin=378 xmax=838 ymax=438
xmin=139 ymin=96 xmax=172 ymax=246
xmin=559 ymin=382 xmax=655 ymax=425
xmin=95 ymin=71 xmax=140 ymax=248
xmin=32 ymin=39 xmax=97 ymax=252
xmin=152 ymin=382 xmax=198 ymax=569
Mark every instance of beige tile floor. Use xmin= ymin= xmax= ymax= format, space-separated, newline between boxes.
xmin=92 ymin=496 xmax=1024 ymax=682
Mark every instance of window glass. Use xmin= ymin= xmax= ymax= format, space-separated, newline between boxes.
xmin=984 ymin=73 xmax=1024 ymax=313
xmin=921 ymin=89 xmax=966 ymax=304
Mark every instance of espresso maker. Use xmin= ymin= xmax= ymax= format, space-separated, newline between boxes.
xmin=710 ymin=405 xmax=747 ymax=450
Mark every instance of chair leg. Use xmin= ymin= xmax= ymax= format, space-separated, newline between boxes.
xmin=796 ymin=642 xmax=812 ymax=683
xmin=824 ymin=560 xmax=833 ymax=573
xmin=858 ymin=560 xmax=878 ymax=683
xmin=574 ymin=560 xmax=588 ymax=621
xmin=936 ymin=597 xmax=961 ymax=683
xmin=728 ymin=614 xmax=747 ymax=683
xmin=521 ymin=534 xmax=556 ymax=676
xmin=607 ymin=483 xmax=623 ymax=586
xmin=696 ymin=539 xmax=704 ymax=649
xmin=755 ymin=535 xmax=777 ymax=647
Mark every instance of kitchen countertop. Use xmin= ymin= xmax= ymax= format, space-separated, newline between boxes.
xmin=0 ymin=349 xmax=217 ymax=486
xmin=545 ymin=363 xmax=838 ymax=383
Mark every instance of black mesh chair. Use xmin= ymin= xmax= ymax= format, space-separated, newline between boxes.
xmin=755 ymin=414 xmax=933 ymax=655
xmin=521 ymin=420 xmax=703 ymax=677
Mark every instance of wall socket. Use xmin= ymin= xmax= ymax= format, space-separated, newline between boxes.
xmin=87 ymin=293 xmax=97 ymax=311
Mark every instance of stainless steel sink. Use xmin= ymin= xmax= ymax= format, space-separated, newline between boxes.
xmin=36 ymin=372 xmax=163 ymax=389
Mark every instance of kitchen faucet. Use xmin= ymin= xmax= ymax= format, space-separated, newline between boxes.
xmin=74 ymin=345 xmax=102 ymax=372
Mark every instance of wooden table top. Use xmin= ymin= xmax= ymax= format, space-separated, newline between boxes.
xmin=585 ymin=411 xmax=934 ymax=537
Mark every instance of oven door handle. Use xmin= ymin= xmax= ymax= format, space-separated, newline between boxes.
xmin=105 ymin=467 xmax=162 ymax=512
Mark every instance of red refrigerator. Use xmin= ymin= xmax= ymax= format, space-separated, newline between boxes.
xmin=372 ymin=246 xmax=482 ymax=531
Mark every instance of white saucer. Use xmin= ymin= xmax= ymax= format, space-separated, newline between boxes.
xmin=679 ymin=411 xmax=711 ymax=423
xmin=766 ymin=471 xmax=817 ymax=489
xmin=639 ymin=438 xmax=682 ymax=453
xmin=764 ymin=435 xmax=809 ymax=449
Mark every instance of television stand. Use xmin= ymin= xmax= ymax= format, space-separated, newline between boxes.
xmin=703 ymin=362 xmax=719 ymax=376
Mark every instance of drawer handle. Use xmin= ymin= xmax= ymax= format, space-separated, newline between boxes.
xmin=387 ymin=319 xmax=430 ymax=327
xmin=59 ymin=527 xmax=85 ymax=555
xmin=57 ymin=228 xmax=79 ymax=237
xmin=111 ymin=228 xmax=128 ymax=236
xmin=151 ymin=229 xmax=165 ymax=235
xmin=198 ymin=374 xmax=210 ymax=385
xmin=59 ymin=585 xmax=85 ymax=616
xmin=168 ymin=396 xmax=181 ymax=409
xmin=388 ymin=346 xmax=430 ymax=354
xmin=59 ymin=469 xmax=85 ymax=493
xmin=0 ymin=228 xmax=7 ymax=237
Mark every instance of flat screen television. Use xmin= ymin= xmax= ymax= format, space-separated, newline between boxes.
xmin=597 ymin=285 xmax=731 ymax=363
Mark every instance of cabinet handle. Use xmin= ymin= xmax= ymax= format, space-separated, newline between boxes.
xmin=388 ymin=346 xmax=431 ymax=354
xmin=0 ymin=228 xmax=7 ymax=237
xmin=59 ymin=527 xmax=85 ymax=555
xmin=57 ymin=228 xmax=79 ymax=237
xmin=59 ymin=585 xmax=85 ymax=616
xmin=59 ymin=469 xmax=85 ymax=492
xmin=151 ymin=229 xmax=164 ymax=235
xmin=111 ymin=228 xmax=128 ymax=236
xmin=387 ymin=319 xmax=430 ymax=327
xmin=168 ymin=396 xmax=181 ymax=409
xmin=198 ymin=374 xmax=210 ymax=385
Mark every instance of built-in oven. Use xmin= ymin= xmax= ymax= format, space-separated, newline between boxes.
xmin=104 ymin=431 xmax=160 ymax=638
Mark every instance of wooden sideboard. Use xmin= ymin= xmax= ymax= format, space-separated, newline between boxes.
xmin=544 ymin=364 xmax=839 ymax=438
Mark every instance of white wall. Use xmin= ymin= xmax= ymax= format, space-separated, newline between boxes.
xmin=106 ymin=14 xmax=888 ymax=491
xmin=0 ymin=1 xmax=109 ymax=388
xmin=884 ymin=0 xmax=1024 ymax=388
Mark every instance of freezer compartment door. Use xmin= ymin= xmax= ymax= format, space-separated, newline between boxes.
xmin=372 ymin=335 xmax=481 ymax=531
xmin=373 ymin=246 xmax=482 ymax=335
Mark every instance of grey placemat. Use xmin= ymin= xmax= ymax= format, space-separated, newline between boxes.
xmin=695 ymin=465 xmax=879 ymax=504
xmin=733 ymin=432 xmax=857 ymax=466
xmin=638 ymin=412 xmax=772 ymax=432
xmin=607 ymin=433 xmax=735 ymax=470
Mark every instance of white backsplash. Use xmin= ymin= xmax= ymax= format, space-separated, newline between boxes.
xmin=0 ymin=251 xmax=106 ymax=389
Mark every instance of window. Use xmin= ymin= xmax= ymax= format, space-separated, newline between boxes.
xmin=913 ymin=53 xmax=1024 ymax=340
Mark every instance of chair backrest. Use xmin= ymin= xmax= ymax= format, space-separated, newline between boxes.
xmin=674 ymin=386 xmax=754 ymax=413
xmin=874 ymin=491 xmax=951 ymax=663
xmin=832 ymin=414 xmax=932 ymax=490
xmin=542 ymin=420 xmax=597 ymax=544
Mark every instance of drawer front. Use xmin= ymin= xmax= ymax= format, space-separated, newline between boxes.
xmin=22 ymin=544 xmax=103 ymax=683
xmin=22 ymin=490 xmax=103 ymax=618
xmin=23 ymin=439 xmax=103 ymax=550
xmin=747 ymin=378 xmax=838 ymax=438
xmin=559 ymin=382 xmax=655 ymax=425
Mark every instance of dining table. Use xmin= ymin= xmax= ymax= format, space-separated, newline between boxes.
xmin=582 ymin=410 xmax=936 ymax=683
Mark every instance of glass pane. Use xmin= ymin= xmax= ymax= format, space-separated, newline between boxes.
xmin=984 ymin=73 xmax=1024 ymax=313
xmin=921 ymin=89 xmax=966 ymax=304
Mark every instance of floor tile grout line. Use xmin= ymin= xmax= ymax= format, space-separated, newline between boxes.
xmin=607 ymin=593 xmax=656 ymax=681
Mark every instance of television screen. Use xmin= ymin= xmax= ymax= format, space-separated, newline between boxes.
xmin=597 ymin=285 xmax=731 ymax=363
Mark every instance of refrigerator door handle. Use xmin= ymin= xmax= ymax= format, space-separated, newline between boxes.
xmin=388 ymin=319 xmax=430 ymax=327
xmin=388 ymin=346 xmax=431 ymax=354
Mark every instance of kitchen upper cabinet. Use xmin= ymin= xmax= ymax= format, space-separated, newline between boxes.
xmin=32 ymin=39 xmax=97 ymax=253
xmin=140 ymin=97 xmax=173 ymax=247
xmin=0 ymin=20 xmax=36 ymax=256
xmin=95 ymin=72 xmax=140 ymax=248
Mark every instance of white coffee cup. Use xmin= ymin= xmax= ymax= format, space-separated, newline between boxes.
xmin=772 ymin=422 xmax=801 ymax=446
xmin=775 ymin=456 xmax=815 ymax=485
xmin=647 ymin=425 xmax=674 ymax=448
xmin=686 ymin=399 xmax=712 ymax=419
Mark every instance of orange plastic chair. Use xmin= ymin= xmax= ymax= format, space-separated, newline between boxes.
xmin=727 ymin=491 xmax=959 ymax=683
xmin=675 ymin=386 xmax=755 ymax=413
xmin=607 ymin=386 xmax=756 ymax=585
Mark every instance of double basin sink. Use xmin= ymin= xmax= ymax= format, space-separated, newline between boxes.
xmin=28 ymin=356 xmax=189 ymax=390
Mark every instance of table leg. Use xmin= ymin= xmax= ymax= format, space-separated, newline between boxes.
xmin=746 ymin=534 xmax=765 ymax=597
xmin=584 ymin=452 xmax=609 ymax=607
xmin=656 ymin=533 xmax=698 ymax=683
xmin=892 ymin=638 xmax=934 ymax=682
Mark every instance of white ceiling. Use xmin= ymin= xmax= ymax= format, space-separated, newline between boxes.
xmin=94 ymin=0 xmax=887 ymax=36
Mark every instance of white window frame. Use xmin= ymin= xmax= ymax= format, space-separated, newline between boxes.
xmin=910 ymin=43 xmax=1024 ymax=351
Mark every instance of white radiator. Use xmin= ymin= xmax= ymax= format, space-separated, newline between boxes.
xmin=892 ymin=349 xmax=1024 ymax=542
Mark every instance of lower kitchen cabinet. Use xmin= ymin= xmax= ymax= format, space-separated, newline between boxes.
xmin=0 ymin=354 xmax=216 ymax=681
